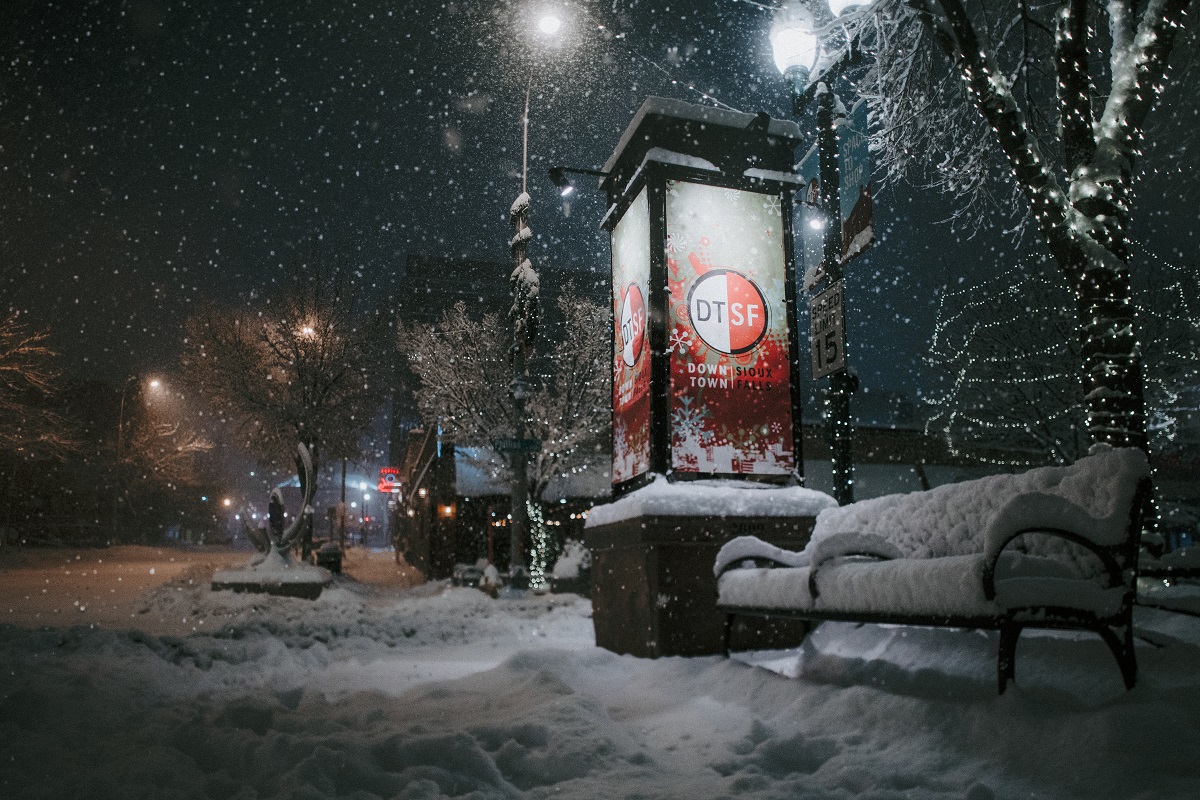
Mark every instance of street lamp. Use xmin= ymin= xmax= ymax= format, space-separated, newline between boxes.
xmin=771 ymin=0 xmax=866 ymax=506
xmin=536 ymin=12 xmax=562 ymax=36
xmin=548 ymin=165 xmax=608 ymax=198
xmin=113 ymin=375 xmax=165 ymax=537
xmin=827 ymin=0 xmax=865 ymax=16
xmin=506 ymin=4 xmax=569 ymax=587
xmin=770 ymin=3 xmax=819 ymax=98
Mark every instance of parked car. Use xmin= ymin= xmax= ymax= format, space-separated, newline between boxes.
xmin=451 ymin=562 xmax=484 ymax=587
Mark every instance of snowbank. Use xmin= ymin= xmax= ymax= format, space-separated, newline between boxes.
xmin=3 ymin=548 xmax=1200 ymax=798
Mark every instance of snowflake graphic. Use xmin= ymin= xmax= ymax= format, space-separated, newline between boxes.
xmin=671 ymin=396 xmax=711 ymax=442
xmin=665 ymin=232 xmax=686 ymax=254
xmin=613 ymin=420 xmax=630 ymax=461
xmin=763 ymin=196 xmax=782 ymax=217
xmin=669 ymin=328 xmax=693 ymax=354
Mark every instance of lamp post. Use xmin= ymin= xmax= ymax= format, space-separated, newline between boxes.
xmin=508 ymin=160 xmax=537 ymax=587
xmin=771 ymin=0 xmax=862 ymax=506
xmin=504 ymin=6 xmax=565 ymax=586
xmin=112 ymin=376 xmax=164 ymax=538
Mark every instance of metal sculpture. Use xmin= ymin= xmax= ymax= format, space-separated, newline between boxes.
xmin=214 ymin=440 xmax=328 ymax=598
xmin=242 ymin=442 xmax=316 ymax=563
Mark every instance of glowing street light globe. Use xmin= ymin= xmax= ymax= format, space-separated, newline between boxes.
xmin=770 ymin=6 xmax=819 ymax=89
xmin=827 ymin=0 xmax=865 ymax=17
xmin=536 ymin=14 xmax=562 ymax=36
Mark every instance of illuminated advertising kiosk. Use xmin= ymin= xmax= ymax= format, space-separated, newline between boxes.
xmin=606 ymin=98 xmax=806 ymax=495
xmin=586 ymin=98 xmax=828 ymax=658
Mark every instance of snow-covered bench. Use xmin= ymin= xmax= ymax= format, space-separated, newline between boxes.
xmin=715 ymin=447 xmax=1152 ymax=693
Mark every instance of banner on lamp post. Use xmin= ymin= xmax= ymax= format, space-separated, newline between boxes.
xmin=838 ymin=99 xmax=873 ymax=263
xmin=665 ymin=180 xmax=795 ymax=476
xmin=795 ymin=97 xmax=873 ymax=292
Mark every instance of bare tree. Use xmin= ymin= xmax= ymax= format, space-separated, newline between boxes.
xmin=120 ymin=390 xmax=214 ymax=492
xmin=0 ymin=311 xmax=74 ymax=459
xmin=0 ymin=312 xmax=77 ymax=542
xmin=182 ymin=256 xmax=389 ymax=554
xmin=89 ymin=377 xmax=217 ymax=542
xmin=834 ymin=0 xmax=1196 ymax=452
xmin=406 ymin=287 xmax=610 ymax=580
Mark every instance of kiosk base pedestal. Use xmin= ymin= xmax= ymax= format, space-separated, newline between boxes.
xmin=585 ymin=513 xmax=814 ymax=658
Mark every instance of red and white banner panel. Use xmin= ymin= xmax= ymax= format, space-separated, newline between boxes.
xmin=611 ymin=187 xmax=652 ymax=485
xmin=665 ymin=180 xmax=795 ymax=476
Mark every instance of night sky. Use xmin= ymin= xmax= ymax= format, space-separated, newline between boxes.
xmin=2 ymin=0 xmax=1197 ymax=407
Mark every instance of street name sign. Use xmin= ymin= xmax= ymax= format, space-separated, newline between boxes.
xmin=493 ymin=437 xmax=542 ymax=454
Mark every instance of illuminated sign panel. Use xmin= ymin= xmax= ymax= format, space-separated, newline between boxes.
xmin=611 ymin=187 xmax=652 ymax=485
xmin=665 ymin=180 xmax=795 ymax=476
xmin=377 ymin=467 xmax=401 ymax=493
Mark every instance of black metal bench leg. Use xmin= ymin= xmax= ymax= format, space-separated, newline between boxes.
xmin=997 ymin=623 xmax=1020 ymax=695
xmin=1097 ymin=622 xmax=1138 ymax=690
xmin=723 ymin=614 xmax=813 ymax=659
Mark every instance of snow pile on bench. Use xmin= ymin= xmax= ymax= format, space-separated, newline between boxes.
xmin=811 ymin=446 xmax=1147 ymax=558
xmin=715 ymin=447 xmax=1149 ymax=618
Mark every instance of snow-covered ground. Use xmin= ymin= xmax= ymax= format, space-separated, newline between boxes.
xmin=2 ymin=549 xmax=1200 ymax=799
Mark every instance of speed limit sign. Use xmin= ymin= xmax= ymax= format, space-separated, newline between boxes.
xmin=810 ymin=280 xmax=846 ymax=379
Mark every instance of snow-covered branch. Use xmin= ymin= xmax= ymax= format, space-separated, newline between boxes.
xmin=406 ymin=287 xmax=610 ymax=502
xmin=0 ymin=311 xmax=76 ymax=459
xmin=181 ymin=257 xmax=388 ymax=465
xmin=856 ymin=0 xmax=1195 ymax=449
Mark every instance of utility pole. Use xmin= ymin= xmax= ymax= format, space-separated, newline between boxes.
xmin=339 ymin=458 xmax=347 ymax=550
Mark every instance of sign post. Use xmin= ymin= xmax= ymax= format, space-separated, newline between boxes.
xmin=796 ymin=87 xmax=869 ymax=507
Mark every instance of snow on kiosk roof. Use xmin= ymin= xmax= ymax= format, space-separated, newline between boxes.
xmin=600 ymin=96 xmax=805 ymax=202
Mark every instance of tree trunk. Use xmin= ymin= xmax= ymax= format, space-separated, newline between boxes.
xmin=1072 ymin=252 xmax=1147 ymax=451
xmin=527 ymin=497 xmax=552 ymax=590
xmin=919 ymin=0 xmax=1162 ymax=457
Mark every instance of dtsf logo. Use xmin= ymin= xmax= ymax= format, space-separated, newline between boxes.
xmin=619 ymin=282 xmax=646 ymax=367
xmin=686 ymin=269 xmax=768 ymax=355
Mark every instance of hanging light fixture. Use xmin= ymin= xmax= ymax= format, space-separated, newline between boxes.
xmin=770 ymin=1 xmax=820 ymax=93
xmin=826 ymin=0 xmax=865 ymax=18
